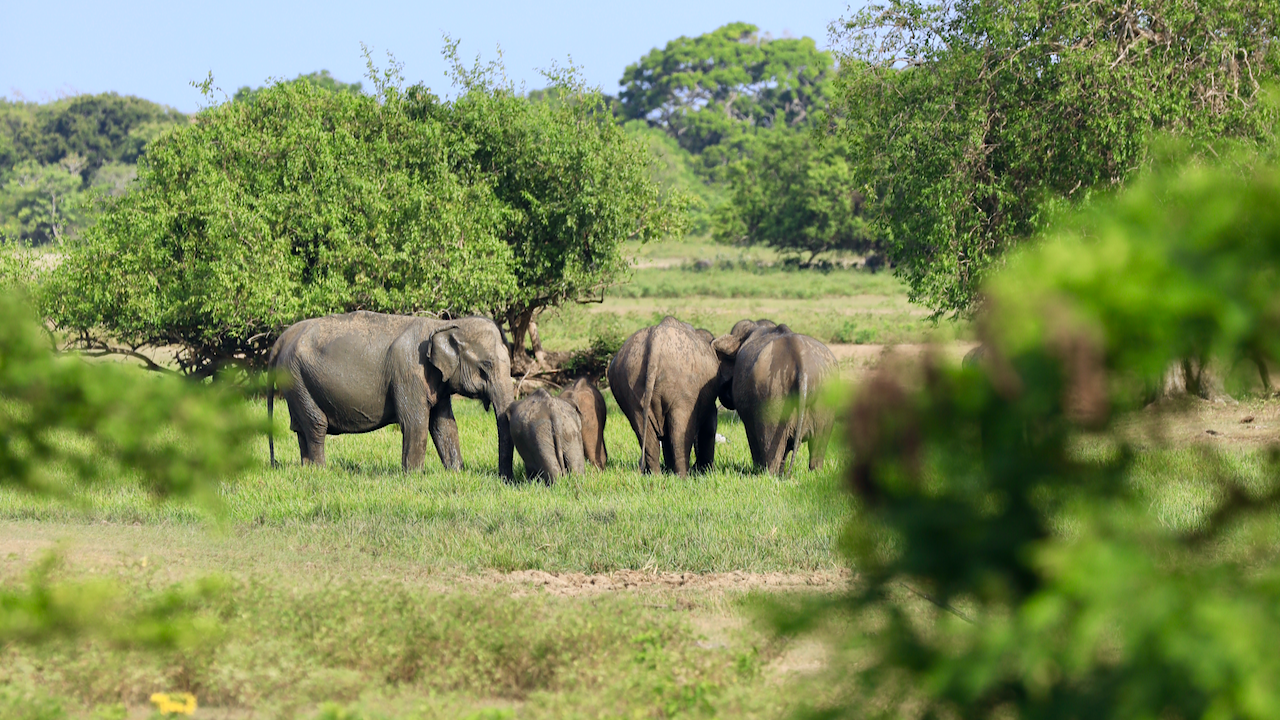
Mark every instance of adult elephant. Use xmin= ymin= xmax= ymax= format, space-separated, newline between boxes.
xmin=712 ymin=319 xmax=836 ymax=474
xmin=607 ymin=316 xmax=723 ymax=476
xmin=267 ymin=311 xmax=514 ymax=479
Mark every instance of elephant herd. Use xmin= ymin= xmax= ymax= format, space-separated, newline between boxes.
xmin=268 ymin=311 xmax=837 ymax=482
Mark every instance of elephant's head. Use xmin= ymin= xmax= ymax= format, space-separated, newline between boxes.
xmin=425 ymin=317 xmax=515 ymax=480
xmin=711 ymin=318 xmax=779 ymax=410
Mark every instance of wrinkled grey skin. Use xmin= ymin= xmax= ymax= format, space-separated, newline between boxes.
xmin=607 ymin=316 xmax=722 ymax=476
xmin=267 ymin=311 xmax=514 ymax=479
xmin=713 ymin=319 xmax=837 ymax=474
xmin=507 ymin=388 xmax=586 ymax=484
xmin=560 ymin=377 xmax=607 ymax=469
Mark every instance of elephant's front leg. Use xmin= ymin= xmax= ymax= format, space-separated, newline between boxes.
xmin=429 ymin=395 xmax=464 ymax=470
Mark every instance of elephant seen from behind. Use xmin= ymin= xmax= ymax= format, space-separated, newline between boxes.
xmin=713 ymin=319 xmax=836 ymax=474
xmin=607 ymin=316 xmax=723 ymax=476
xmin=267 ymin=311 xmax=514 ymax=479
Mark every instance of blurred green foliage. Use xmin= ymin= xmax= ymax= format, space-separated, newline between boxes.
xmin=0 ymin=292 xmax=261 ymax=496
xmin=800 ymin=154 xmax=1280 ymax=717
xmin=0 ymin=290 xmax=261 ymax=650
xmin=833 ymin=0 xmax=1280 ymax=315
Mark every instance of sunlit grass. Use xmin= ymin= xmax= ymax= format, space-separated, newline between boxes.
xmin=0 ymin=395 xmax=849 ymax=574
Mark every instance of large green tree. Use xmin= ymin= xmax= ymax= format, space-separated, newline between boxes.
xmin=713 ymin=130 xmax=874 ymax=264
xmin=620 ymin=23 xmax=835 ymax=178
xmin=45 ymin=78 xmax=515 ymax=378
xmin=834 ymin=0 xmax=1280 ymax=315
xmin=414 ymin=47 xmax=687 ymax=366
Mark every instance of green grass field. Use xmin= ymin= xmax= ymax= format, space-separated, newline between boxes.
xmin=2 ymin=253 xmax=1271 ymax=719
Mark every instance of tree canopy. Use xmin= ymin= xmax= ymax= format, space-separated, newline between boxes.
xmin=713 ymin=131 xmax=873 ymax=263
xmin=0 ymin=93 xmax=186 ymax=180
xmin=833 ymin=0 xmax=1280 ymax=315
xmin=231 ymin=69 xmax=364 ymax=104
xmin=44 ymin=78 xmax=515 ymax=377
xmin=39 ymin=53 xmax=685 ymax=375
xmin=620 ymin=23 xmax=835 ymax=177
xmin=413 ymin=47 xmax=687 ymax=363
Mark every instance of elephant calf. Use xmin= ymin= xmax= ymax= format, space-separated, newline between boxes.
xmin=507 ymin=389 xmax=586 ymax=484
xmin=713 ymin=319 xmax=837 ymax=474
xmin=560 ymin=377 xmax=607 ymax=469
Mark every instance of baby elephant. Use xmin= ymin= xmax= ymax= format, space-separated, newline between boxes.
xmin=507 ymin=389 xmax=586 ymax=484
xmin=559 ymin=377 xmax=608 ymax=469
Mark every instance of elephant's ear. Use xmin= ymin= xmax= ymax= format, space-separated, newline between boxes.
xmin=712 ymin=334 xmax=742 ymax=361
xmin=425 ymin=325 xmax=461 ymax=382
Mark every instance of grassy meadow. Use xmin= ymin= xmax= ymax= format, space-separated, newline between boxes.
xmin=3 ymin=242 xmax=1276 ymax=719
xmin=536 ymin=241 xmax=971 ymax=352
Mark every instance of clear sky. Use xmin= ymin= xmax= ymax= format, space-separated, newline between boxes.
xmin=1 ymin=1 xmax=856 ymax=112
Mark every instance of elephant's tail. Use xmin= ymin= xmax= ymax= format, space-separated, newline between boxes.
xmin=266 ymin=342 xmax=281 ymax=468
xmin=787 ymin=367 xmax=809 ymax=476
xmin=638 ymin=350 xmax=661 ymax=472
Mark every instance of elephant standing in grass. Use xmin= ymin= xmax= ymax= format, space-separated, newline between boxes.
xmin=560 ymin=377 xmax=607 ymax=469
xmin=713 ymin=319 xmax=836 ymax=474
xmin=607 ymin=316 xmax=723 ymax=476
xmin=267 ymin=311 xmax=514 ymax=479
xmin=507 ymin=389 xmax=586 ymax=484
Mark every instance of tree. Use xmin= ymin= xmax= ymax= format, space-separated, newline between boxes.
xmin=792 ymin=152 xmax=1280 ymax=718
xmin=620 ymin=23 xmax=835 ymax=178
xmin=0 ymin=156 xmax=89 ymax=244
xmin=833 ymin=0 xmax=1280 ymax=315
xmin=712 ymin=130 xmax=874 ymax=264
xmin=232 ymin=69 xmax=364 ymax=104
xmin=414 ymin=46 xmax=688 ymax=367
xmin=44 ymin=77 xmax=515 ymax=378
xmin=0 ymin=93 xmax=187 ymax=181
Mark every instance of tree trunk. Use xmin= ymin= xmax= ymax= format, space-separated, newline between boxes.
xmin=507 ymin=306 xmax=537 ymax=376
xmin=1155 ymin=357 xmax=1236 ymax=404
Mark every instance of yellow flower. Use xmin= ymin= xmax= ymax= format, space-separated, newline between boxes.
xmin=150 ymin=692 xmax=197 ymax=715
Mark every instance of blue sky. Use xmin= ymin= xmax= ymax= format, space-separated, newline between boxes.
xmin=2 ymin=1 xmax=856 ymax=112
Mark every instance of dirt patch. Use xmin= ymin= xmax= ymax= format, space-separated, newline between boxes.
xmin=495 ymin=569 xmax=850 ymax=597
xmin=829 ymin=342 xmax=979 ymax=377
xmin=1117 ymin=397 xmax=1280 ymax=448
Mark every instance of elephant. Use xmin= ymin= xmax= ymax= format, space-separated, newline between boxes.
xmin=712 ymin=319 xmax=837 ymax=474
xmin=267 ymin=311 xmax=514 ymax=479
xmin=507 ymin=388 xmax=586 ymax=484
xmin=606 ymin=316 xmax=723 ymax=476
xmin=559 ymin=377 xmax=607 ymax=469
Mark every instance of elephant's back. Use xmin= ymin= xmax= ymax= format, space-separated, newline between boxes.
xmin=736 ymin=332 xmax=835 ymax=402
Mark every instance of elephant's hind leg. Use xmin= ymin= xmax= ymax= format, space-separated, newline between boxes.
xmin=287 ymin=389 xmax=328 ymax=466
xmin=760 ymin=422 xmax=792 ymax=475
xmin=693 ymin=405 xmax=717 ymax=474
xmin=664 ymin=409 xmax=698 ymax=478
xmin=808 ymin=416 xmax=834 ymax=471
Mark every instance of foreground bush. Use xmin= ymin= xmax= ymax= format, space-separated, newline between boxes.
xmin=797 ymin=154 xmax=1280 ymax=717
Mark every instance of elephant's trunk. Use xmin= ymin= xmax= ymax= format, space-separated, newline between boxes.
xmin=494 ymin=383 xmax=515 ymax=481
